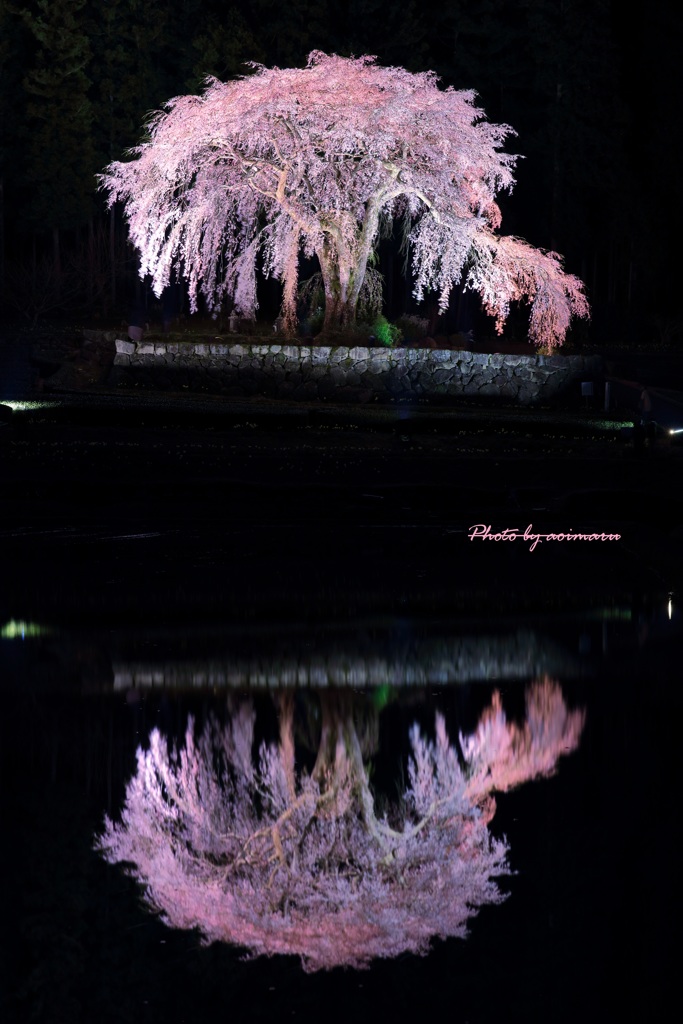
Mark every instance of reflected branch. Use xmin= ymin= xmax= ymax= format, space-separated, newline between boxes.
xmin=95 ymin=677 xmax=584 ymax=970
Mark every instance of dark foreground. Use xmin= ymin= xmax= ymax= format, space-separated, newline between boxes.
xmin=1 ymin=392 xmax=681 ymax=1024
xmin=2 ymin=394 xmax=683 ymax=613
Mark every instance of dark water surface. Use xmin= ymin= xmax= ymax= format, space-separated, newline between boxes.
xmin=1 ymin=410 xmax=682 ymax=1022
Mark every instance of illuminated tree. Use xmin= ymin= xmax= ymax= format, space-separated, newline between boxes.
xmin=96 ymin=679 xmax=584 ymax=971
xmin=101 ymin=51 xmax=589 ymax=347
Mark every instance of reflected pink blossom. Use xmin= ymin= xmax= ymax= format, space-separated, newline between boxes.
xmin=96 ymin=679 xmax=583 ymax=970
xmin=461 ymin=677 xmax=587 ymax=803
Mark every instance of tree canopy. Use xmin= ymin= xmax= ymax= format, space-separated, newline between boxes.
xmin=96 ymin=680 xmax=585 ymax=970
xmin=101 ymin=51 xmax=589 ymax=347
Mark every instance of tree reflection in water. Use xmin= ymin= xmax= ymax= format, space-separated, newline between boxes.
xmin=95 ymin=678 xmax=585 ymax=971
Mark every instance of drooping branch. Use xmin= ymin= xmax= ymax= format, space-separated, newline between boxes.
xmin=95 ymin=679 xmax=583 ymax=971
xmin=101 ymin=52 xmax=588 ymax=345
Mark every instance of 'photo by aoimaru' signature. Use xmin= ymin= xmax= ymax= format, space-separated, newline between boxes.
xmin=468 ymin=524 xmax=621 ymax=553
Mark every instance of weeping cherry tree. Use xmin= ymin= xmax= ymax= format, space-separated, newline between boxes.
xmin=96 ymin=680 xmax=585 ymax=970
xmin=101 ymin=51 xmax=589 ymax=347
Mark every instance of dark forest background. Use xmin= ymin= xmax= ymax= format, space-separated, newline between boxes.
xmin=0 ymin=0 xmax=680 ymax=345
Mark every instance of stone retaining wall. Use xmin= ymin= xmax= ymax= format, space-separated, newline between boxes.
xmin=112 ymin=629 xmax=578 ymax=690
xmin=113 ymin=338 xmax=602 ymax=405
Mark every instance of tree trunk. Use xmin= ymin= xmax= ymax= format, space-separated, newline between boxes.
xmin=322 ymin=292 xmax=358 ymax=332
xmin=319 ymin=258 xmax=359 ymax=333
xmin=317 ymin=208 xmax=381 ymax=332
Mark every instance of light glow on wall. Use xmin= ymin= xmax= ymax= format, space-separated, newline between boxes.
xmin=1 ymin=620 xmax=54 ymax=640
xmin=1 ymin=401 xmax=61 ymax=412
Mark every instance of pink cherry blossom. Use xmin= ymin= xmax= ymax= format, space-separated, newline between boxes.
xmin=96 ymin=680 xmax=584 ymax=970
xmin=101 ymin=52 xmax=588 ymax=346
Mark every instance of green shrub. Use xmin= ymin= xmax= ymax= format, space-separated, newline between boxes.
xmin=372 ymin=314 xmax=402 ymax=347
